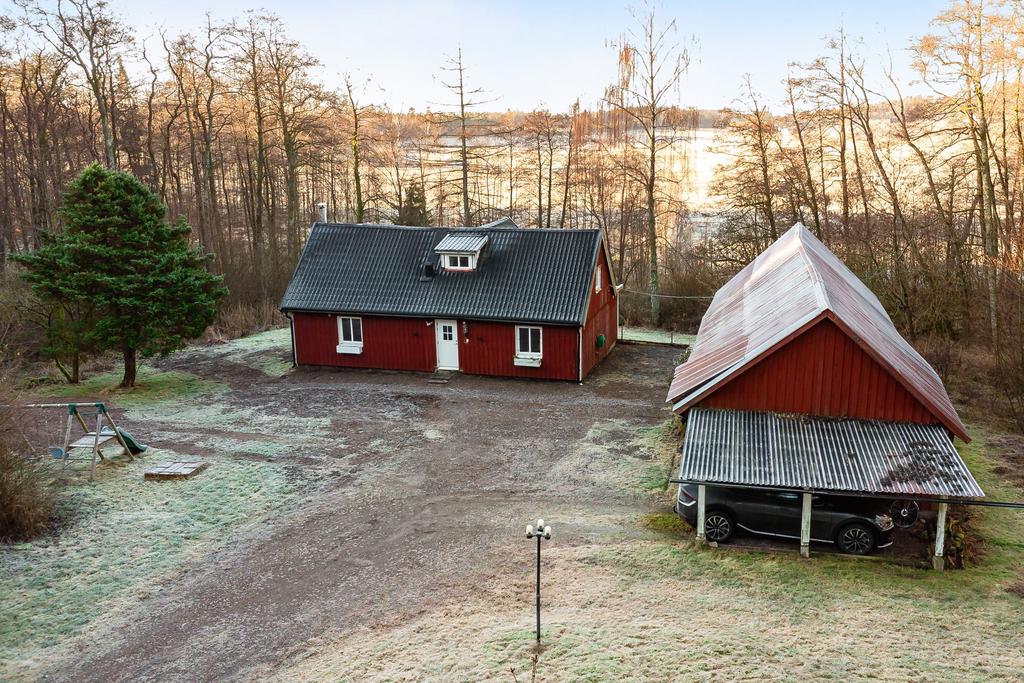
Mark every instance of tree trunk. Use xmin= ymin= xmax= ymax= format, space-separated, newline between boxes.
xmin=351 ymin=110 xmax=364 ymax=223
xmin=647 ymin=140 xmax=659 ymax=326
xmin=559 ymin=103 xmax=577 ymax=228
xmin=121 ymin=348 xmax=137 ymax=388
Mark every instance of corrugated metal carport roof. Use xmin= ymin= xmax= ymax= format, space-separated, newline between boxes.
xmin=678 ymin=408 xmax=984 ymax=498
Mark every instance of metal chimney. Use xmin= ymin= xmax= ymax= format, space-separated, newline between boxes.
xmin=317 ymin=202 xmax=328 ymax=223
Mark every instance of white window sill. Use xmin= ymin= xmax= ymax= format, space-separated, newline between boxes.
xmin=336 ymin=343 xmax=363 ymax=355
xmin=514 ymin=356 xmax=542 ymax=367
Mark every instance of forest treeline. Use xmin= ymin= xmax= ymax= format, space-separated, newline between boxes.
xmin=0 ymin=0 xmax=1021 ymax=422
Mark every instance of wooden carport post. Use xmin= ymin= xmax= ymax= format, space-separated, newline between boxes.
xmin=695 ymin=484 xmax=707 ymax=543
xmin=800 ymin=492 xmax=812 ymax=558
xmin=932 ymin=502 xmax=948 ymax=571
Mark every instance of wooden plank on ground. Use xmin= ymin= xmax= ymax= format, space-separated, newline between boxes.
xmin=144 ymin=461 xmax=209 ymax=481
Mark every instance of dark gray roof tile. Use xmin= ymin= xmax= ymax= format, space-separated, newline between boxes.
xmin=280 ymin=223 xmax=603 ymax=325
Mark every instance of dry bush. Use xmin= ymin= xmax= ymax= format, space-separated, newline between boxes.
xmin=0 ymin=269 xmax=46 ymax=368
xmin=205 ymin=300 xmax=288 ymax=342
xmin=0 ymin=389 xmax=56 ymax=544
xmin=920 ymin=338 xmax=1023 ymax=433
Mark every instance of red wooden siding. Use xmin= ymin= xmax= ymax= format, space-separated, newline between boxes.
xmin=292 ymin=312 xmax=435 ymax=371
xmin=292 ymin=312 xmax=584 ymax=380
xmin=699 ymin=318 xmax=939 ymax=425
xmin=459 ymin=320 xmax=579 ymax=380
xmin=582 ymin=248 xmax=618 ymax=377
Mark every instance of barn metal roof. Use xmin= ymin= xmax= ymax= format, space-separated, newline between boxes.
xmin=280 ymin=223 xmax=608 ymax=326
xmin=666 ymin=223 xmax=969 ymax=441
xmin=678 ymin=408 xmax=984 ymax=498
xmin=434 ymin=232 xmax=488 ymax=253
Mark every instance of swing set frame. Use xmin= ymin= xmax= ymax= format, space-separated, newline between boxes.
xmin=24 ymin=402 xmax=135 ymax=481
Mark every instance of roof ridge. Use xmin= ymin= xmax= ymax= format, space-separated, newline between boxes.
xmin=793 ymin=224 xmax=831 ymax=313
xmin=316 ymin=222 xmax=599 ymax=235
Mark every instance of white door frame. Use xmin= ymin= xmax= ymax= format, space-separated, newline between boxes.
xmin=434 ymin=319 xmax=460 ymax=370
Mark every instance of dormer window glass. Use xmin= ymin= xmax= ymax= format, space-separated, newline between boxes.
xmin=448 ymin=255 xmax=471 ymax=270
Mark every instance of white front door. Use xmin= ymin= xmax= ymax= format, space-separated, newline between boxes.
xmin=435 ymin=319 xmax=460 ymax=370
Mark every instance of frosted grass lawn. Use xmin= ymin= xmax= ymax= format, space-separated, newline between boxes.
xmin=279 ymin=430 xmax=1024 ymax=683
xmin=279 ymin=536 xmax=1024 ymax=682
xmin=178 ymin=327 xmax=294 ymax=376
xmin=0 ymin=451 xmax=320 ymax=679
xmin=2 ymin=340 xmax=333 ymax=679
xmin=40 ymin=365 xmax=226 ymax=407
xmin=548 ymin=418 xmax=679 ymax=493
xmin=620 ymin=326 xmax=696 ymax=347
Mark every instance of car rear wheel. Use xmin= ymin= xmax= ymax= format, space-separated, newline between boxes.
xmin=704 ymin=510 xmax=734 ymax=543
xmin=836 ymin=523 xmax=876 ymax=555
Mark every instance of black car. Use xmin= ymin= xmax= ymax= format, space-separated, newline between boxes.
xmin=675 ymin=484 xmax=895 ymax=555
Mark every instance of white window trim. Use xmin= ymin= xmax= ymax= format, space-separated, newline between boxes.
xmin=443 ymin=253 xmax=477 ymax=271
xmin=514 ymin=325 xmax=543 ymax=366
xmin=595 ymin=265 xmax=602 ymax=293
xmin=336 ymin=315 xmax=364 ymax=354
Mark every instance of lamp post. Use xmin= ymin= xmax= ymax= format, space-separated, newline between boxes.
xmin=525 ymin=518 xmax=552 ymax=643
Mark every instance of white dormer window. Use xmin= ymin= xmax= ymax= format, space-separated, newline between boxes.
xmin=595 ymin=265 xmax=602 ymax=293
xmin=436 ymin=232 xmax=488 ymax=272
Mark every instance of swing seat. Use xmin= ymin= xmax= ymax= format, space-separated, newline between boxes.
xmin=50 ymin=447 xmax=67 ymax=460
xmin=68 ymin=428 xmax=119 ymax=450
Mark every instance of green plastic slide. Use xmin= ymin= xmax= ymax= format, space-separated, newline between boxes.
xmin=117 ymin=428 xmax=148 ymax=455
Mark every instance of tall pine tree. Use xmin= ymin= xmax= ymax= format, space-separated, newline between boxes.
xmin=397 ymin=181 xmax=430 ymax=226
xmin=16 ymin=164 xmax=226 ymax=386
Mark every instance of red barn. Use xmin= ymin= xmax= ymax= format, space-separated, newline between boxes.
xmin=667 ymin=223 xmax=982 ymax=564
xmin=280 ymin=218 xmax=619 ymax=382
xmin=666 ymin=223 xmax=969 ymax=440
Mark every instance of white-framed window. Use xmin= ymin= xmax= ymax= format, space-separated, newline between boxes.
xmin=514 ymin=325 xmax=542 ymax=366
xmin=595 ymin=264 xmax=602 ymax=293
xmin=336 ymin=316 xmax=363 ymax=354
xmin=446 ymin=254 xmax=472 ymax=270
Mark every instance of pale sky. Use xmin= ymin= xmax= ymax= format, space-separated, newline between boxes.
xmin=116 ymin=0 xmax=948 ymax=112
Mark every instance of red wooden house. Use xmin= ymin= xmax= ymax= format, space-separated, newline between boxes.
xmin=280 ymin=218 xmax=619 ymax=381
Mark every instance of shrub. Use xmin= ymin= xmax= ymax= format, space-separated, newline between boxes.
xmin=0 ymin=400 xmax=55 ymax=543
xmin=0 ymin=447 xmax=55 ymax=544
xmin=206 ymin=300 xmax=288 ymax=342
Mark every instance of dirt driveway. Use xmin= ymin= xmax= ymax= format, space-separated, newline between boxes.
xmin=43 ymin=340 xmax=679 ymax=682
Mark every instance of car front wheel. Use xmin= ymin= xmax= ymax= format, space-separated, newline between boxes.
xmin=704 ymin=510 xmax=734 ymax=543
xmin=836 ymin=523 xmax=876 ymax=555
